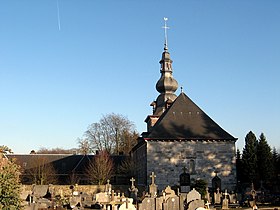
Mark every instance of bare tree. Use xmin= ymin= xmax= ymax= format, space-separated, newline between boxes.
xmin=120 ymin=130 xmax=139 ymax=155
xmin=36 ymin=147 xmax=75 ymax=154
xmin=77 ymin=138 xmax=92 ymax=155
xmin=84 ymin=113 xmax=138 ymax=154
xmin=68 ymin=172 xmax=80 ymax=185
xmin=118 ymin=157 xmax=136 ymax=178
xmin=24 ymin=156 xmax=58 ymax=185
xmin=86 ymin=151 xmax=114 ymax=185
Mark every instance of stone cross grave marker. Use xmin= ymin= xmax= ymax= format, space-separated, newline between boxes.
xmin=149 ymin=172 xmax=157 ymax=198
xmin=130 ymin=177 xmax=135 ymax=187
xmin=119 ymin=198 xmax=136 ymax=210
xmin=129 ymin=177 xmax=138 ymax=203
xmin=205 ymin=200 xmax=211 ymax=209
xmin=221 ymin=189 xmax=229 ymax=209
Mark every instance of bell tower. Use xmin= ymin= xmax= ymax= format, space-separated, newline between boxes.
xmin=146 ymin=18 xmax=178 ymax=131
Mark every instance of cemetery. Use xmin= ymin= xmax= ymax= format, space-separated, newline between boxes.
xmin=18 ymin=170 xmax=277 ymax=210
xmin=1 ymin=15 xmax=280 ymax=210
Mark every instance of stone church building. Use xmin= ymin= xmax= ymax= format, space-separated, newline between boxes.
xmin=132 ymin=34 xmax=237 ymax=192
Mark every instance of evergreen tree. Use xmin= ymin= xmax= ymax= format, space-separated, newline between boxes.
xmin=272 ymin=147 xmax=278 ymax=179
xmin=236 ymin=148 xmax=243 ymax=182
xmin=272 ymin=147 xmax=280 ymax=192
xmin=0 ymin=150 xmax=22 ymax=210
xmin=242 ymin=131 xmax=258 ymax=184
xmin=257 ymin=133 xmax=273 ymax=186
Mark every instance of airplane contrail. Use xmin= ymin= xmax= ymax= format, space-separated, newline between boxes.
xmin=56 ymin=0 xmax=61 ymax=31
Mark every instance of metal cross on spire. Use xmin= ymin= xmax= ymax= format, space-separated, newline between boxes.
xmin=162 ymin=17 xmax=169 ymax=51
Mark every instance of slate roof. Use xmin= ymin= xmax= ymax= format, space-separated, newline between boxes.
xmin=7 ymin=154 xmax=128 ymax=175
xmin=146 ymin=92 xmax=236 ymax=141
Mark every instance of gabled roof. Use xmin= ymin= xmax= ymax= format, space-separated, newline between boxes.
xmin=7 ymin=154 xmax=128 ymax=175
xmin=146 ymin=92 xmax=236 ymax=140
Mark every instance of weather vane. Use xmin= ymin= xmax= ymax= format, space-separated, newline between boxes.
xmin=162 ymin=17 xmax=169 ymax=50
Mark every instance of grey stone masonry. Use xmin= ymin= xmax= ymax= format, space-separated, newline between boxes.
xmin=146 ymin=140 xmax=236 ymax=191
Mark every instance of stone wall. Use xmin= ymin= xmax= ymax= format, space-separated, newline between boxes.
xmin=132 ymin=142 xmax=147 ymax=187
xmin=146 ymin=140 xmax=236 ymax=191
xmin=21 ymin=185 xmax=106 ymax=196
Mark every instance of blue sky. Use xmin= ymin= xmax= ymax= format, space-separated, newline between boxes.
xmin=1 ymin=0 xmax=279 ymax=154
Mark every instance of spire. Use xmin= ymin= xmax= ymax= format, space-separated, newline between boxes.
xmin=153 ymin=18 xmax=178 ymax=116
xmin=163 ymin=17 xmax=169 ymax=51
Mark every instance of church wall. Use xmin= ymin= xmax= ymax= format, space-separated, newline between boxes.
xmin=132 ymin=142 xmax=147 ymax=187
xmin=146 ymin=140 xmax=236 ymax=191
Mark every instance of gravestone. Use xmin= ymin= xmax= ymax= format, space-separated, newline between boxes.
xmin=163 ymin=186 xmax=176 ymax=200
xmin=69 ymin=195 xmax=82 ymax=208
xmin=186 ymin=188 xmax=201 ymax=204
xmin=160 ymin=186 xmax=180 ymax=210
xmin=105 ymin=179 xmax=112 ymax=195
xmin=229 ymin=192 xmax=237 ymax=204
xmin=37 ymin=197 xmax=52 ymax=209
xmin=250 ymin=183 xmax=257 ymax=206
xmin=119 ymin=198 xmax=136 ymax=210
xmin=221 ymin=190 xmax=229 ymax=210
xmin=179 ymin=193 xmax=187 ymax=210
xmin=214 ymin=188 xmax=222 ymax=204
xmin=129 ymin=177 xmax=138 ymax=204
xmin=180 ymin=166 xmax=191 ymax=193
xmin=205 ymin=188 xmax=211 ymax=203
xmin=139 ymin=197 xmax=156 ymax=210
xmin=205 ymin=201 xmax=211 ymax=209
xmin=81 ymin=193 xmax=94 ymax=207
xmin=149 ymin=172 xmax=157 ymax=198
xmin=188 ymin=199 xmax=204 ymax=210
xmin=32 ymin=185 xmax=49 ymax=198
xmin=96 ymin=192 xmax=110 ymax=203
xmin=212 ymin=172 xmax=221 ymax=191
xmin=155 ymin=196 xmax=164 ymax=210
xmin=196 ymin=207 xmax=207 ymax=210
xmin=166 ymin=196 xmax=180 ymax=210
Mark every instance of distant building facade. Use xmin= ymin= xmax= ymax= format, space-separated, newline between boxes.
xmin=132 ymin=38 xmax=237 ymax=191
xmin=7 ymin=153 xmax=129 ymax=185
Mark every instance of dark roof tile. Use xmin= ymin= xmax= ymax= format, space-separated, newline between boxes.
xmin=147 ymin=93 xmax=236 ymax=140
